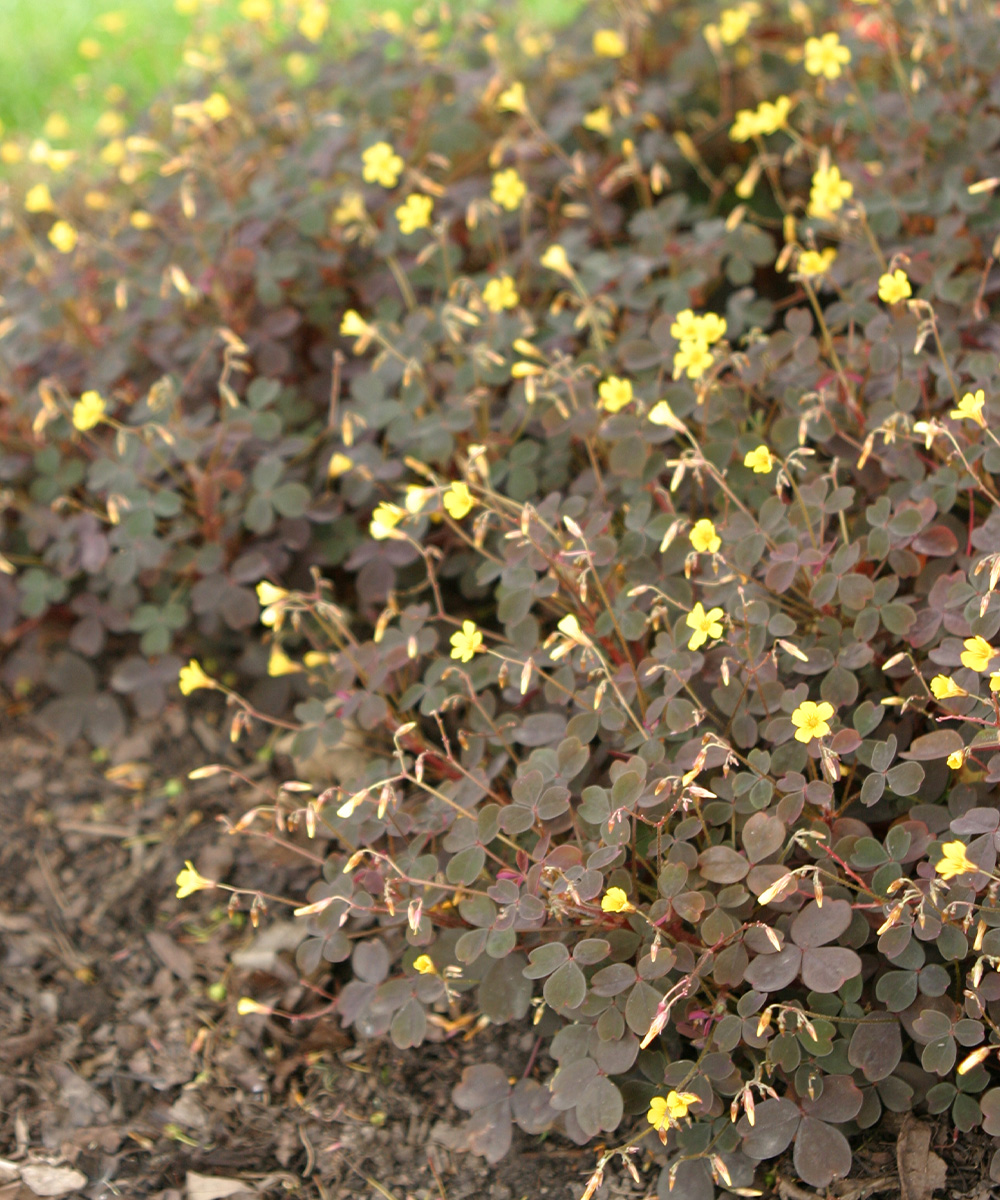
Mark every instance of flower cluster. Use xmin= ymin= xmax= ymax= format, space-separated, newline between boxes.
xmin=671 ymin=309 xmax=727 ymax=380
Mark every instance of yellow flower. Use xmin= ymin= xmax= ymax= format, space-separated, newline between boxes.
xmin=951 ymin=389 xmax=987 ymax=428
xmin=256 ymin=581 xmax=288 ymax=607
xmin=730 ymin=97 xmax=791 ymax=143
xmin=541 ymin=244 xmax=573 ymax=277
xmin=512 ymin=361 xmax=543 ymax=378
xmin=268 ymin=646 xmax=301 ymax=676
xmin=878 ymin=269 xmax=912 ymax=305
xmin=1 ymin=142 xmax=24 ymax=164
xmin=648 ymin=1091 xmax=700 ymax=1131
xmin=130 ymin=210 xmax=154 ymax=229
xmin=947 ymin=750 xmax=966 ymax=770
xmin=673 ymin=341 xmax=715 ymax=380
xmin=412 ymin=954 xmax=437 ymax=974
xmin=202 ymin=92 xmax=232 ymax=122
xmin=601 ymin=887 xmax=635 ymax=913
xmin=95 ymin=110 xmax=126 ymax=137
xmin=690 ymin=519 xmax=721 ymax=554
xmin=648 ymin=399 xmax=685 ymax=430
xmin=72 ymin=390 xmax=106 ymax=431
xmin=328 ymin=452 xmax=353 ymax=478
xmin=43 ymin=112 xmax=69 ymax=141
xmin=78 ymin=37 xmax=102 ymax=59
xmin=396 ymin=193 xmax=433 ymax=234
xmin=236 ymin=997 xmax=268 ymax=1015
xmin=362 ymin=141 xmax=404 ymax=188
xmin=797 ymin=247 xmax=837 ymax=278
xmin=804 ymin=32 xmax=851 ymax=79
xmin=991 ymin=672 xmax=1000 ymax=693
xmin=593 ymin=28 xmax=626 ymax=57
xmin=95 ymin=10 xmax=128 ymax=33
xmin=404 ymin=485 xmax=435 ymax=514
xmin=670 ymin=310 xmax=726 ymax=345
xmin=497 ymin=82 xmax=526 ymax=113
xmin=491 ymin=167 xmax=526 ymax=211
xmin=482 ymin=275 xmax=519 ymax=312
xmin=239 ymin=0 xmax=272 ymax=17
xmin=808 ymin=163 xmax=852 ymax=219
xmin=791 ymin=699 xmax=835 ymax=743
xmin=729 ymin=109 xmax=761 ymax=142
xmin=298 ymin=2 xmax=329 ymax=42
xmin=598 ymin=376 xmax=633 ymax=413
xmin=175 ymin=860 xmax=216 ymax=898
xmin=48 ymin=220 xmax=78 ymax=253
xmin=930 ymin=674 xmax=967 ymax=700
xmin=333 ymin=190 xmax=365 ymax=226
xmin=719 ymin=7 xmax=753 ymax=43
xmin=961 ymin=636 xmax=997 ymax=673
xmin=100 ymin=139 xmax=126 ymax=165
xmin=340 ymin=309 xmax=369 ymax=338
xmin=25 ymin=183 xmax=54 ymax=213
xmin=443 ymin=482 xmax=475 ymax=519
xmin=450 ymin=620 xmax=484 ymax=662
xmin=686 ymin=602 xmax=724 ymax=650
xmin=178 ymin=659 xmax=214 ymax=695
xmin=936 ymin=840 xmax=977 ymax=881
xmin=744 ymin=445 xmax=774 ymax=474
xmin=370 ymin=502 xmax=406 ymax=540
xmin=583 ymin=106 xmax=613 ymax=136
xmin=84 ymin=191 xmax=111 ymax=210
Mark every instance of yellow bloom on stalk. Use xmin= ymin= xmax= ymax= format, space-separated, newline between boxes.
xmin=730 ymin=96 xmax=791 ymax=143
xmin=598 ymin=376 xmax=633 ymax=413
xmin=808 ymin=163 xmax=852 ymax=220
xmin=178 ymin=659 xmax=214 ymax=695
xmin=878 ymin=269 xmax=912 ymax=305
xmin=482 ymin=275 xmax=519 ymax=312
xmin=256 ymin=581 xmax=288 ymax=608
xmin=443 ymin=482 xmax=475 ymax=519
xmin=491 ymin=167 xmax=527 ymax=211
xmin=130 ymin=210 xmax=154 ymax=229
xmin=78 ymin=37 xmax=102 ymax=59
xmin=496 ymin=82 xmax=526 ymax=113
xmin=370 ymin=502 xmax=406 ymax=540
xmin=930 ymin=674 xmax=967 ymax=700
xmin=690 ymin=519 xmax=721 ymax=554
xmin=340 ymin=309 xmax=369 ymax=338
xmin=362 ymin=141 xmax=404 ymax=188
xmin=1 ymin=143 xmax=25 ymax=164
xmin=395 ymin=193 xmax=433 ymax=234
xmin=333 ymin=190 xmax=365 ymax=226
xmin=648 ymin=1091 xmax=700 ymax=1131
xmin=593 ymin=29 xmax=626 ymax=57
xmin=601 ymin=887 xmax=635 ymax=913
xmin=175 ymin=860 xmax=216 ymax=898
xmin=541 ymin=244 xmax=573 ymax=277
xmin=991 ymin=673 xmax=1000 ymax=693
xmin=936 ymin=840 xmax=977 ymax=881
xmin=673 ymin=341 xmax=715 ymax=380
xmin=961 ymin=636 xmax=997 ymax=673
xmin=718 ymin=6 xmax=753 ymax=44
xmin=298 ymin=2 xmax=329 ymax=42
xmin=95 ymin=10 xmax=127 ymax=33
xmin=95 ymin=110 xmax=126 ymax=137
xmin=797 ymin=247 xmax=837 ymax=278
xmin=671 ymin=310 xmax=726 ymax=346
xmin=268 ymin=646 xmax=301 ymax=676
xmin=25 ymin=183 xmax=54 ymax=212
xmin=947 ymin=750 xmax=966 ymax=770
xmin=951 ymin=389 xmax=987 ymax=428
xmin=48 ymin=220 xmax=78 ymax=253
xmin=202 ymin=92 xmax=231 ymax=122
xmin=791 ymin=700 xmax=835 ymax=743
xmin=239 ymin=0 xmax=272 ymax=19
xmin=450 ymin=620 xmax=484 ymax=663
xmin=327 ymin=452 xmax=353 ymax=478
xmin=72 ymin=390 xmax=106 ymax=431
xmin=412 ymin=954 xmax=437 ymax=974
xmin=744 ymin=445 xmax=774 ymax=473
xmin=583 ymin=106 xmax=613 ymax=136
xmin=804 ymin=32 xmax=851 ymax=80
xmin=686 ymin=602 xmax=724 ymax=651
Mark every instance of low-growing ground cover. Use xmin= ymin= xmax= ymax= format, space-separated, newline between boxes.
xmin=5 ymin=0 xmax=1000 ymax=1196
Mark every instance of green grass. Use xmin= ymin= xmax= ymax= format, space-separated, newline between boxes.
xmin=0 ymin=0 xmax=583 ymax=148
